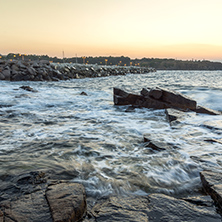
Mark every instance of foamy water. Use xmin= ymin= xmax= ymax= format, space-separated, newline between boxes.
xmin=0 ymin=70 xmax=222 ymax=199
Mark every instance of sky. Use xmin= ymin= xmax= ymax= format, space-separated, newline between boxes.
xmin=1 ymin=0 xmax=222 ymax=61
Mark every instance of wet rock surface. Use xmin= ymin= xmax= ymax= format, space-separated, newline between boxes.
xmin=0 ymin=171 xmax=87 ymax=222
xmin=0 ymin=171 xmax=222 ymax=221
xmin=0 ymin=60 xmax=155 ymax=81
xmin=90 ymin=193 xmax=221 ymax=222
xmin=200 ymin=170 xmax=222 ymax=212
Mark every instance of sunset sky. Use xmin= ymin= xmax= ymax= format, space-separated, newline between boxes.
xmin=1 ymin=0 xmax=222 ymax=61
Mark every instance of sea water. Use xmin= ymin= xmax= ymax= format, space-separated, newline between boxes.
xmin=0 ymin=70 xmax=222 ymax=199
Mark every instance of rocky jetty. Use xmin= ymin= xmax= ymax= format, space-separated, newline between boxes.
xmin=114 ymin=87 xmax=221 ymax=115
xmin=0 ymin=60 xmax=155 ymax=81
xmin=0 ymin=171 xmax=221 ymax=221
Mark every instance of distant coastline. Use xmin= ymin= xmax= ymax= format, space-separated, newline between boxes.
xmin=1 ymin=53 xmax=222 ymax=70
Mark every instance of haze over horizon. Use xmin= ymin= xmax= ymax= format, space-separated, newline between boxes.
xmin=1 ymin=0 xmax=222 ymax=61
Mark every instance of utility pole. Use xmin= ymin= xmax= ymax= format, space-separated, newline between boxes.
xmin=76 ymin=54 xmax=78 ymax=64
xmin=62 ymin=51 xmax=65 ymax=63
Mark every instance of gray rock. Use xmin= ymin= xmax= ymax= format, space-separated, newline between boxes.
xmin=0 ymin=73 xmax=5 ymax=80
xmin=2 ymin=69 xmax=11 ymax=80
xmin=143 ymin=136 xmax=169 ymax=151
xmin=194 ymin=105 xmax=221 ymax=115
xmin=11 ymin=64 xmax=19 ymax=71
xmin=20 ymin=86 xmax=38 ymax=92
xmin=46 ymin=183 xmax=87 ymax=222
xmin=4 ymin=190 xmax=52 ymax=222
xmin=27 ymin=67 xmax=36 ymax=76
xmin=12 ymin=73 xmax=25 ymax=81
xmin=165 ymin=108 xmax=188 ymax=124
xmin=17 ymin=61 xmax=27 ymax=69
xmin=200 ymin=170 xmax=222 ymax=211
xmin=91 ymin=193 xmax=221 ymax=222
xmin=0 ymin=171 xmax=87 ymax=222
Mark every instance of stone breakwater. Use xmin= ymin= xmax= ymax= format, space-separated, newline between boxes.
xmin=0 ymin=60 xmax=155 ymax=81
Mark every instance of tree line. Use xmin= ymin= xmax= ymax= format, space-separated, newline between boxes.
xmin=1 ymin=53 xmax=222 ymax=70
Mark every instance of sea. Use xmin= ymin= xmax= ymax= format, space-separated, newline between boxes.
xmin=0 ymin=70 xmax=222 ymax=200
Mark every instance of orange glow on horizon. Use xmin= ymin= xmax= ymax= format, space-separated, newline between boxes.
xmin=1 ymin=0 xmax=222 ymax=61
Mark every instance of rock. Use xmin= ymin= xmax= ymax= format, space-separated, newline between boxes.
xmin=200 ymin=170 xmax=222 ymax=211
xmin=114 ymin=87 xmax=221 ymax=116
xmin=20 ymin=86 xmax=38 ymax=92
xmin=12 ymin=72 xmax=25 ymax=81
xmin=0 ymin=171 xmax=87 ymax=222
xmin=4 ymin=190 xmax=52 ymax=222
xmin=2 ymin=69 xmax=11 ymax=80
xmin=149 ymin=88 xmax=163 ymax=99
xmin=204 ymin=139 xmax=222 ymax=145
xmin=0 ymin=73 xmax=5 ymax=80
xmin=158 ymin=87 xmax=197 ymax=110
xmin=27 ymin=67 xmax=36 ymax=76
xmin=114 ymin=87 xmax=197 ymax=110
xmin=80 ymin=91 xmax=88 ymax=96
xmin=194 ymin=106 xmax=221 ymax=115
xmin=143 ymin=136 xmax=168 ymax=151
xmin=165 ymin=108 xmax=189 ymax=124
xmin=91 ymin=193 xmax=221 ymax=222
xmin=11 ymin=64 xmax=19 ymax=71
xmin=46 ymin=183 xmax=87 ymax=222
xmin=141 ymin=87 xmax=162 ymax=100
xmin=182 ymin=195 xmax=215 ymax=207
xmin=17 ymin=61 xmax=27 ymax=69
xmin=113 ymin=88 xmax=143 ymax=106
xmin=140 ymin=88 xmax=150 ymax=97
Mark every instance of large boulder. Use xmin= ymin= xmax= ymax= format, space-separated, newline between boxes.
xmin=46 ymin=183 xmax=87 ymax=222
xmin=0 ymin=171 xmax=87 ymax=222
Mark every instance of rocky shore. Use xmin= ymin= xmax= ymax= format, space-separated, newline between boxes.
xmin=0 ymin=170 xmax=221 ymax=221
xmin=0 ymin=60 xmax=155 ymax=81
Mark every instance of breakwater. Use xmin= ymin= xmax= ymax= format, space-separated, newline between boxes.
xmin=0 ymin=60 xmax=155 ymax=81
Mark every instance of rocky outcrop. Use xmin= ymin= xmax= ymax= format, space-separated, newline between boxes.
xmin=114 ymin=87 xmax=221 ymax=115
xmin=0 ymin=171 xmax=222 ymax=221
xmin=0 ymin=171 xmax=87 ymax=222
xmin=0 ymin=60 xmax=155 ymax=82
xmin=91 ymin=193 xmax=221 ymax=222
